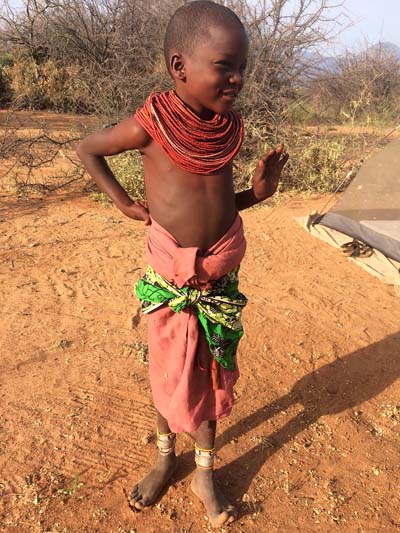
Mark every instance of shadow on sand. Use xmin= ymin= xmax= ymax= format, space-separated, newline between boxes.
xmin=0 ymin=190 xmax=92 ymax=221
xmin=175 ymin=332 xmax=400 ymax=505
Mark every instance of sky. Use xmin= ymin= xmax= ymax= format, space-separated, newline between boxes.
xmin=323 ymin=0 xmax=400 ymax=52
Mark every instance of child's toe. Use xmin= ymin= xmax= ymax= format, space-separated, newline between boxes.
xmin=134 ymin=498 xmax=144 ymax=510
xmin=210 ymin=510 xmax=231 ymax=528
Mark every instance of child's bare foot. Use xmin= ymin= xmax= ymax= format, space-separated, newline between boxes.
xmin=130 ymin=453 xmax=177 ymax=510
xmin=191 ymin=469 xmax=237 ymax=528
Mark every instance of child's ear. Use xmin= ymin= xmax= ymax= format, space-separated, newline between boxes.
xmin=170 ymin=53 xmax=186 ymax=81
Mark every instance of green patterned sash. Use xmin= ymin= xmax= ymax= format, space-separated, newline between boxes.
xmin=135 ymin=265 xmax=247 ymax=370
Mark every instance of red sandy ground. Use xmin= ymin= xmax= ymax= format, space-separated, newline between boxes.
xmin=0 ymin=188 xmax=399 ymax=533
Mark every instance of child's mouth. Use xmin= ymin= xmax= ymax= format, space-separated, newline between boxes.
xmin=222 ymin=92 xmax=238 ymax=102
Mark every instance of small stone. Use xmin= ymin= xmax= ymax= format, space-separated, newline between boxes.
xmin=58 ymin=339 xmax=73 ymax=349
xmin=141 ymin=434 xmax=151 ymax=445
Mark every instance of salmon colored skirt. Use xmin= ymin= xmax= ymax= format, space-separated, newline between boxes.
xmin=144 ymin=214 xmax=246 ymax=433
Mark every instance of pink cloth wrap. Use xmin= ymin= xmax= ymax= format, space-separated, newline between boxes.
xmin=145 ymin=214 xmax=246 ymax=433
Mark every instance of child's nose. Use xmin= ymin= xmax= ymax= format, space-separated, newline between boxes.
xmin=229 ymin=71 xmax=243 ymax=88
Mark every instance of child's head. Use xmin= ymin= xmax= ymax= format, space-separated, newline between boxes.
xmin=164 ymin=1 xmax=248 ymax=117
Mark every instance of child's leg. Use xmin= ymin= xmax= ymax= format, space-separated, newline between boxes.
xmin=191 ymin=420 xmax=237 ymax=527
xmin=130 ymin=410 xmax=177 ymax=509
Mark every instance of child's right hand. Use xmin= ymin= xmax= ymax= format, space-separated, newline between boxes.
xmin=120 ymin=200 xmax=151 ymax=226
xmin=252 ymin=144 xmax=289 ymax=201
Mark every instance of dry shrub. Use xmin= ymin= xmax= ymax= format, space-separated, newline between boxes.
xmin=282 ymin=134 xmax=348 ymax=193
xmin=310 ymin=46 xmax=400 ymax=124
xmin=233 ymin=129 xmax=348 ymax=195
xmin=91 ymin=151 xmax=145 ymax=204
xmin=3 ymin=58 xmax=43 ymax=108
xmin=0 ymin=0 xmax=179 ymax=118
xmin=0 ymin=54 xmax=12 ymax=103
xmin=234 ymin=126 xmax=387 ymax=196
xmin=3 ymin=58 xmax=89 ymax=112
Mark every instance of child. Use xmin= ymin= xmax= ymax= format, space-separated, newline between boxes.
xmin=77 ymin=1 xmax=288 ymax=528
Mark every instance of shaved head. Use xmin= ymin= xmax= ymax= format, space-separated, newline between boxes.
xmin=164 ymin=1 xmax=246 ymax=73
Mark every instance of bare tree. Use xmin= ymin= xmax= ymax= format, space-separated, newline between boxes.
xmin=309 ymin=44 xmax=400 ymax=123
xmin=0 ymin=0 xmax=180 ymax=116
xmin=0 ymin=0 xmax=350 ymax=194
xmin=1 ymin=0 xmax=345 ymax=118
xmin=229 ymin=1 xmax=346 ymax=131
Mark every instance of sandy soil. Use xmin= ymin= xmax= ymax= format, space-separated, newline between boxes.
xmin=304 ymin=124 xmax=400 ymax=138
xmin=0 ymin=189 xmax=399 ymax=533
xmin=0 ymin=110 xmax=97 ymax=131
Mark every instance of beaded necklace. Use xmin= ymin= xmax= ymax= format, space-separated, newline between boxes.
xmin=134 ymin=90 xmax=243 ymax=174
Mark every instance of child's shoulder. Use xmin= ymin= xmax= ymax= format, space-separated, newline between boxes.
xmin=130 ymin=115 xmax=152 ymax=146
xmin=109 ymin=114 xmax=151 ymax=152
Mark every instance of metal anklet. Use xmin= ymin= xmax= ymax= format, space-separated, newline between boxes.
xmin=194 ymin=444 xmax=215 ymax=470
xmin=156 ymin=429 xmax=176 ymax=456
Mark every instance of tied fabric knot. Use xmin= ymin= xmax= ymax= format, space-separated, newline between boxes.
xmin=135 ymin=265 xmax=247 ymax=370
xmin=169 ymin=287 xmax=202 ymax=312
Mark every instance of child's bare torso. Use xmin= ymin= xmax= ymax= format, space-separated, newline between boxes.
xmin=140 ymin=133 xmax=237 ymax=251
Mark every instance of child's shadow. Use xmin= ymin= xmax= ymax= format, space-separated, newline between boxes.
xmin=213 ymin=332 xmax=400 ymax=501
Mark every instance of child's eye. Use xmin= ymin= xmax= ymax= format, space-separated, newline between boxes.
xmin=215 ymin=61 xmax=246 ymax=75
xmin=216 ymin=62 xmax=230 ymax=69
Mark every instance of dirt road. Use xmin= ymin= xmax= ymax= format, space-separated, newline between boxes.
xmin=0 ymin=192 xmax=399 ymax=532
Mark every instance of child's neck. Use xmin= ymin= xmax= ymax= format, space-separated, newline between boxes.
xmin=173 ymin=87 xmax=216 ymax=121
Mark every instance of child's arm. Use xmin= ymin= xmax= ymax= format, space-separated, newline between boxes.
xmin=235 ymin=144 xmax=289 ymax=211
xmin=76 ymin=117 xmax=151 ymax=224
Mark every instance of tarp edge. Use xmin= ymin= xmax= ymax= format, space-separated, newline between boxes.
xmin=319 ymin=212 xmax=400 ymax=262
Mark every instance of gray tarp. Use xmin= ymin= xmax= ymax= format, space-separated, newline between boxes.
xmin=296 ymin=216 xmax=400 ymax=289
xmin=318 ymin=137 xmax=400 ymax=262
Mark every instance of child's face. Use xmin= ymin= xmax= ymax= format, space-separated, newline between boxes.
xmin=176 ymin=24 xmax=248 ymax=118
